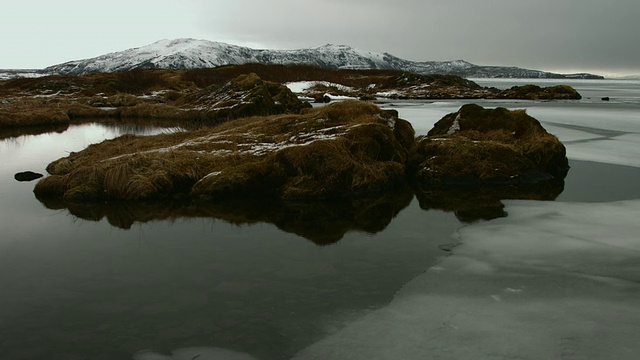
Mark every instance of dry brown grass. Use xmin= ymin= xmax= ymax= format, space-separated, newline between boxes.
xmin=1 ymin=71 xmax=308 ymax=128
xmin=411 ymin=104 xmax=568 ymax=185
xmin=34 ymin=100 xmax=415 ymax=202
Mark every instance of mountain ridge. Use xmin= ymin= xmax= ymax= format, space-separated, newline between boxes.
xmin=43 ymin=38 xmax=603 ymax=79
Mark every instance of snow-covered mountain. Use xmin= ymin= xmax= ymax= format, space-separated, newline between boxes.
xmin=43 ymin=38 xmax=603 ymax=79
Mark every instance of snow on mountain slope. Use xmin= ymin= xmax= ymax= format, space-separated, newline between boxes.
xmin=43 ymin=38 xmax=603 ymax=79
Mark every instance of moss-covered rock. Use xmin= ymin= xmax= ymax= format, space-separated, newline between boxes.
xmin=409 ymin=104 xmax=568 ymax=186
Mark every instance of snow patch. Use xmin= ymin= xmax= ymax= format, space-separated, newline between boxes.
xmin=447 ymin=113 xmax=461 ymax=135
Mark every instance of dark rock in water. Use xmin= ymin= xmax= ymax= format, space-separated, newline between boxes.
xmin=14 ymin=171 xmax=43 ymax=182
xmin=409 ymin=104 xmax=569 ymax=187
xmin=497 ymin=84 xmax=582 ymax=100
xmin=602 ymin=97 xmax=610 ymax=101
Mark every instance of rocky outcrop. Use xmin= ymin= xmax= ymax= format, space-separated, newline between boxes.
xmin=34 ymin=101 xmax=415 ymax=202
xmin=286 ymin=72 xmax=583 ymax=101
xmin=409 ymin=104 xmax=569 ymax=186
xmin=177 ymin=73 xmax=309 ymax=120
xmin=496 ymin=84 xmax=582 ymax=100
xmin=33 ymin=100 xmax=570 ymax=225
xmin=0 ymin=71 xmax=308 ymax=128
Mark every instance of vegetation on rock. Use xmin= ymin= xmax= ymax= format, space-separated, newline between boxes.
xmin=1 ymin=65 xmax=582 ymax=128
xmin=409 ymin=104 xmax=569 ymax=186
xmin=29 ymin=96 xmax=570 ymax=225
xmin=0 ymin=70 xmax=309 ymax=128
xmin=34 ymin=100 xmax=414 ymax=202
xmin=496 ymin=84 xmax=582 ymax=100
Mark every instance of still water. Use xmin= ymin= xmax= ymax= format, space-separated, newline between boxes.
xmin=1 ymin=80 xmax=639 ymax=359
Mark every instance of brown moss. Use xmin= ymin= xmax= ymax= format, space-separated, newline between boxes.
xmin=33 ymin=175 xmax=67 ymax=198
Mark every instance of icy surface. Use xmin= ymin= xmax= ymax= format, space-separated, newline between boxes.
xmin=134 ymin=347 xmax=258 ymax=360
xmin=293 ymin=200 xmax=640 ymax=359
xmin=526 ymin=107 xmax=640 ymax=168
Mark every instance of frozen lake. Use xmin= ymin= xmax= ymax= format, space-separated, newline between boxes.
xmin=1 ymin=79 xmax=639 ymax=359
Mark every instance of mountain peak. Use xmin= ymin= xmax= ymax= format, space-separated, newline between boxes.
xmin=42 ymin=39 xmax=603 ymax=79
xmin=315 ymin=44 xmax=355 ymax=51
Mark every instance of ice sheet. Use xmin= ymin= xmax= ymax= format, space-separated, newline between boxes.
xmin=293 ymin=200 xmax=640 ymax=359
xmin=564 ymin=133 xmax=640 ymax=168
xmin=134 ymin=347 xmax=258 ymax=360
xmin=539 ymin=124 xmax=602 ymax=143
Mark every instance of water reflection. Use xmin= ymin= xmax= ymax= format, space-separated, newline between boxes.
xmin=37 ymin=189 xmax=415 ymax=245
xmin=413 ymin=179 xmax=565 ymax=223
xmin=0 ymin=123 xmax=69 ymax=140
xmin=35 ymin=178 xmax=566 ymax=240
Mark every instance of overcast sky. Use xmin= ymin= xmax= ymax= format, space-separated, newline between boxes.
xmin=1 ymin=0 xmax=638 ymax=76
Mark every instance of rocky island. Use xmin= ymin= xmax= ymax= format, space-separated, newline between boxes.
xmin=0 ymin=65 xmax=571 ymax=215
xmin=32 ymin=99 xmax=567 ymax=207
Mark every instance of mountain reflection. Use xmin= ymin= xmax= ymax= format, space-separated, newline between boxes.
xmin=36 ymin=189 xmax=415 ymax=245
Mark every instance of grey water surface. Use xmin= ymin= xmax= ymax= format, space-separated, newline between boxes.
xmin=1 ymin=79 xmax=639 ymax=359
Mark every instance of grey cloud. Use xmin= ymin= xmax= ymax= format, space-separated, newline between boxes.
xmin=194 ymin=0 xmax=640 ymax=75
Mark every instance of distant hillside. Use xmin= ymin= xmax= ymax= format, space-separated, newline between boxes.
xmin=42 ymin=38 xmax=603 ymax=79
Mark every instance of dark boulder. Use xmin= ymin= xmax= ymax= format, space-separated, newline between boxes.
xmin=498 ymin=84 xmax=582 ymax=100
xmin=15 ymin=171 xmax=43 ymax=182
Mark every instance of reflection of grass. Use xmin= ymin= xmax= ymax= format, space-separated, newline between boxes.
xmin=414 ymin=179 xmax=565 ymax=223
xmin=0 ymin=123 xmax=69 ymax=140
xmin=36 ymin=187 xmax=415 ymax=245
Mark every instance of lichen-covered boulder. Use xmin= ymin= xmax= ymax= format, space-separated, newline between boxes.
xmin=34 ymin=100 xmax=415 ymax=202
xmin=408 ymin=104 xmax=568 ymax=186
